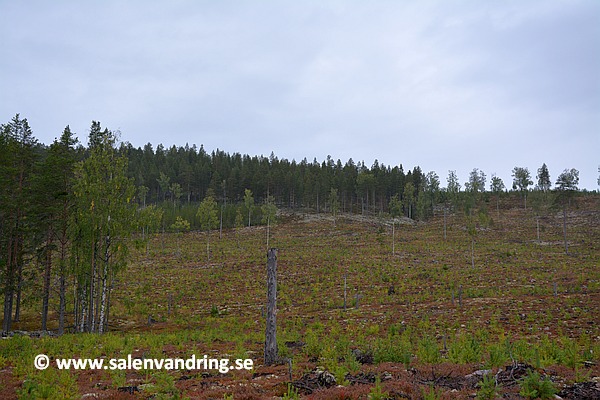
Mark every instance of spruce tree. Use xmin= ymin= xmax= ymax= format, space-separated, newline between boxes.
xmin=0 ymin=114 xmax=38 ymax=333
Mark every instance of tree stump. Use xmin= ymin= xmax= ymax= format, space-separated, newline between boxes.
xmin=264 ymin=248 xmax=278 ymax=365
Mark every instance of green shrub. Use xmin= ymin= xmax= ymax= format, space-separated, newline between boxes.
xmin=368 ymin=376 xmax=389 ymax=400
xmin=448 ymin=334 xmax=482 ymax=364
xmin=476 ymin=373 xmax=499 ymax=400
xmin=417 ymin=336 xmax=440 ymax=364
xmin=283 ymin=383 xmax=300 ymax=399
xmin=486 ymin=343 xmax=509 ymax=368
xmin=374 ymin=337 xmax=411 ymax=367
xmin=519 ymin=370 xmax=557 ymax=400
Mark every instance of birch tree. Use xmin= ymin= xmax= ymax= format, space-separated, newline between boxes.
xmin=512 ymin=167 xmax=533 ymax=209
xmin=555 ymin=168 xmax=579 ymax=255
xmin=490 ymin=174 xmax=505 ymax=217
xmin=197 ymin=192 xmax=218 ymax=264
xmin=72 ymin=123 xmax=137 ymax=333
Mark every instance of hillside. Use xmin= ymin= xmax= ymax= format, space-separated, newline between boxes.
xmin=1 ymin=195 xmax=599 ymax=399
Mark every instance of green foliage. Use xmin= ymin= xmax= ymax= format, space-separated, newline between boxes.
xmin=512 ymin=167 xmax=533 ymax=193
xmin=244 ymin=189 xmax=254 ymax=227
xmin=536 ymin=163 xmax=551 ymax=192
xmin=210 ymin=304 xmax=220 ymax=317
xmin=417 ymin=336 xmax=440 ymax=364
xmin=262 ymin=195 xmax=278 ymax=248
xmin=486 ymin=343 xmax=510 ymax=368
xmin=170 ymin=216 xmax=190 ymax=232
xmin=490 ymin=174 xmax=505 ymax=194
xmin=368 ymin=376 xmax=389 ymax=400
xmin=110 ymin=368 xmax=127 ymax=388
xmin=466 ymin=168 xmax=486 ymax=194
xmin=403 ymin=181 xmax=415 ymax=219
xmin=147 ymin=371 xmax=181 ymax=398
xmin=197 ymin=194 xmax=218 ymax=232
xmin=448 ymin=334 xmax=482 ymax=364
xmin=157 ymin=171 xmax=171 ymax=201
xmin=446 ymin=170 xmax=461 ymax=208
xmin=71 ymin=123 xmax=138 ymax=332
xmin=388 ymin=194 xmax=402 ymax=218
xmin=282 ymin=383 xmax=300 ymax=400
xmin=197 ymin=193 xmax=219 ymax=263
xmin=422 ymin=385 xmax=443 ymax=400
xmin=374 ymin=336 xmax=412 ymax=367
xmin=139 ymin=204 xmax=164 ymax=233
xmin=476 ymin=373 xmax=499 ymax=400
xmin=17 ymin=369 xmax=79 ymax=400
xmin=303 ymin=326 xmax=324 ymax=359
xmin=519 ymin=370 xmax=557 ymax=400
xmin=329 ymin=187 xmax=340 ymax=224
xmin=261 ymin=195 xmax=277 ymax=225
xmin=555 ymin=168 xmax=579 ymax=192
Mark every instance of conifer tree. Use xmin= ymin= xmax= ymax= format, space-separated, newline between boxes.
xmin=536 ymin=163 xmax=551 ymax=193
xmin=403 ymin=182 xmax=415 ymax=219
xmin=329 ymin=188 xmax=339 ymax=226
xmin=34 ymin=126 xmax=78 ymax=333
xmin=446 ymin=170 xmax=461 ymax=211
xmin=0 ymin=114 xmax=38 ymax=333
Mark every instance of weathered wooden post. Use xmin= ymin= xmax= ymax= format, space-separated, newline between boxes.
xmin=264 ymin=248 xmax=278 ymax=365
xmin=343 ymin=274 xmax=347 ymax=311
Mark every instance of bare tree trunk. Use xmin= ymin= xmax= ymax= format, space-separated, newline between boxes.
xmin=392 ymin=221 xmax=395 ymax=255
xmin=98 ymin=241 xmax=109 ymax=334
xmin=206 ymin=230 xmax=211 ymax=265
xmin=2 ymin=236 xmax=15 ymax=333
xmin=443 ymin=207 xmax=447 ymax=240
xmin=79 ymin=285 xmax=87 ymax=333
xmin=2 ymin=285 xmax=13 ymax=333
xmin=266 ymin=217 xmax=270 ymax=250
xmin=88 ymin=241 xmax=96 ymax=333
xmin=58 ymin=271 xmax=66 ymax=335
xmin=219 ymin=205 xmax=223 ymax=239
xmin=264 ymin=248 xmax=278 ymax=365
xmin=343 ymin=274 xmax=347 ymax=311
xmin=471 ymin=239 xmax=475 ymax=268
xmin=41 ymin=235 xmax=52 ymax=331
xmin=14 ymin=263 xmax=23 ymax=322
xmin=563 ymin=204 xmax=568 ymax=255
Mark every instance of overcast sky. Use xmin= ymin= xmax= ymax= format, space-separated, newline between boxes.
xmin=1 ymin=1 xmax=598 ymax=189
